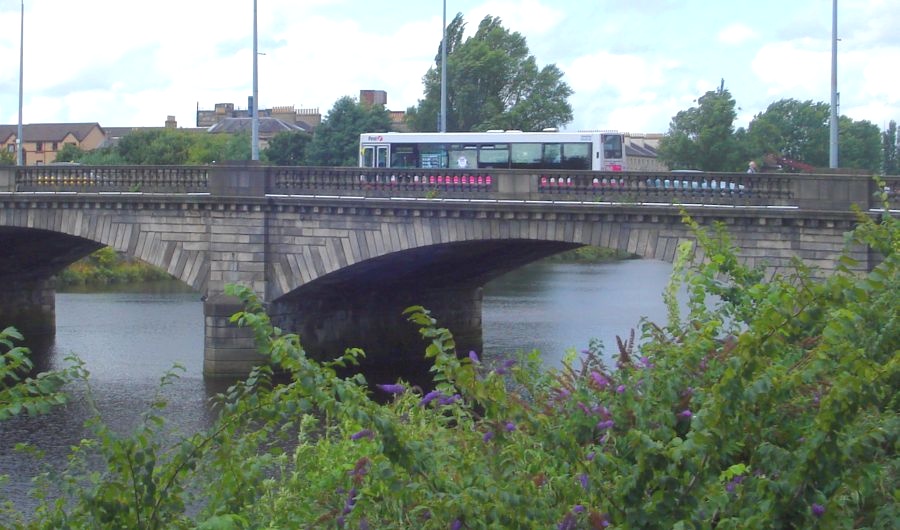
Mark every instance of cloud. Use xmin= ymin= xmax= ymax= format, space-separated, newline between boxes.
xmin=717 ymin=23 xmax=757 ymax=46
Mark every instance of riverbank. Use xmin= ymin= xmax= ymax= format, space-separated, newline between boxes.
xmin=53 ymin=247 xmax=172 ymax=288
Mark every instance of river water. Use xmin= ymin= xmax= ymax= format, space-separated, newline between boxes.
xmin=0 ymin=258 xmax=675 ymax=509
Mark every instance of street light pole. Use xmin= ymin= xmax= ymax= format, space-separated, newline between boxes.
xmin=829 ymin=0 xmax=838 ymax=168
xmin=251 ymin=0 xmax=260 ymax=161
xmin=17 ymin=0 xmax=24 ymax=166
xmin=440 ymin=0 xmax=447 ymax=132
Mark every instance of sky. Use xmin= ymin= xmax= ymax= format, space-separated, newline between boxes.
xmin=1 ymin=0 xmax=898 ymax=135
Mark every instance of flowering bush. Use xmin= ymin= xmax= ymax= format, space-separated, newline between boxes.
xmin=1 ymin=198 xmax=897 ymax=528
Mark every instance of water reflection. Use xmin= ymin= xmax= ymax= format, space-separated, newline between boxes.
xmin=483 ymin=259 xmax=675 ymax=368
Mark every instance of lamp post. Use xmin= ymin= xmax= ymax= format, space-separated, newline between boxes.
xmin=829 ymin=0 xmax=838 ymax=168
xmin=17 ymin=0 xmax=24 ymax=166
xmin=251 ymin=0 xmax=260 ymax=161
xmin=440 ymin=0 xmax=447 ymax=132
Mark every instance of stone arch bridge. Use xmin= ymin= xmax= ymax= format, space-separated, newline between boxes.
xmin=1 ymin=164 xmax=894 ymax=377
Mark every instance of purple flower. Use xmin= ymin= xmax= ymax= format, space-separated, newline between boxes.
xmin=438 ymin=393 xmax=461 ymax=406
xmin=586 ymin=451 xmax=596 ymax=461
xmin=359 ymin=518 xmax=370 ymax=530
xmin=376 ymin=383 xmax=406 ymax=394
xmin=679 ymin=409 xmax=692 ymax=419
xmin=579 ymin=473 xmax=589 ymax=490
xmin=812 ymin=503 xmax=825 ymax=518
xmin=483 ymin=431 xmax=495 ymax=443
xmin=591 ymin=371 xmax=610 ymax=389
xmin=616 ymin=384 xmax=626 ymax=394
xmin=350 ymin=429 xmax=374 ymax=441
xmin=505 ymin=421 xmax=516 ymax=432
xmin=557 ymin=513 xmax=576 ymax=530
xmin=451 ymin=519 xmax=463 ymax=530
xmin=639 ymin=356 xmax=653 ymax=369
xmin=419 ymin=390 xmax=443 ymax=406
xmin=468 ymin=350 xmax=480 ymax=363
xmin=597 ymin=419 xmax=615 ymax=430
xmin=573 ymin=504 xmax=586 ymax=513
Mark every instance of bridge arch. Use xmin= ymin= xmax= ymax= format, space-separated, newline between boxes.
xmin=0 ymin=199 xmax=210 ymax=292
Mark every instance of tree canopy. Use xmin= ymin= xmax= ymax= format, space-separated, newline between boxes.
xmin=407 ymin=14 xmax=573 ymax=132
xmin=262 ymin=131 xmax=312 ymax=166
xmin=658 ymin=87 xmax=740 ymax=171
xmin=304 ymin=96 xmax=393 ymax=167
xmin=659 ymin=89 xmax=886 ymax=173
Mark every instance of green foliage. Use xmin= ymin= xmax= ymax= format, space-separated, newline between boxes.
xmin=838 ymin=116 xmax=882 ymax=173
xmin=408 ymin=14 xmax=573 ymax=132
xmin=0 ymin=327 xmax=70 ymax=421
xmin=745 ymin=98 xmax=831 ymax=169
xmin=658 ymin=87 xmax=740 ymax=171
xmin=53 ymin=143 xmax=84 ymax=164
xmin=2 ymin=192 xmax=897 ymax=528
xmin=661 ymin=93 xmax=886 ymax=173
xmin=305 ymin=96 xmax=393 ymax=167
xmin=55 ymin=247 xmax=172 ymax=287
xmin=0 ymin=151 xmax=13 ymax=165
xmin=262 ymin=131 xmax=312 ymax=166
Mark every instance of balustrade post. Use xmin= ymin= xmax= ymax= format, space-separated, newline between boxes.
xmin=208 ymin=161 xmax=267 ymax=198
xmin=790 ymin=174 xmax=871 ymax=212
xmin=0 ymin=166 xmax=14 ymax=192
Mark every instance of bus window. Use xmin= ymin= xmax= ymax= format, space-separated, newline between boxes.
xmin=510 ymin=143 xmax=542 ymax=169
xmin=391 ymin=144 xmax=418 ymax=168
xmin=361 ymin=146 xmax=376 ymax=168
xmin=562 ymin=143 xmax=590 ymax=170
xmin=420 ymin=144 xmax=447 ymax=169
xmin=543 ymin=144 xmax=563 ymax=168
xmin=602 ymin=134 xmax=623 ymax=160
xmin=478 ymin=143 xmax=509 ymax=168
xmin=376 ymin=145 xmax=388 ymax=168
xmin=449 ymin=144 xmax=477 ymax=169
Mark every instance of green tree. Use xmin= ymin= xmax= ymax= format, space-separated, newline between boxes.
xmin=305 ymin=96 xmax=392 ymax=167
xmin=54 ymin=143 xmax=83 ymax=164
xmin=745 ymin=99 xmax=830 ymax=169
xmin=263 ymin=131 xmax=312 ymax=166
xmin=658 ymin=87 xmax=740 ymax=171
xmin=882 ymin=120 xmax=898 ymax=175
xmin=0 ymin=151 xmax=13 ymax=165
xmin=187 ymin=132 xmax=251 ymax=164
xmin=117 ymin=130 xmax=191 ymax=165
xmin=408 ymin=14 xmax=573 ymax=132
xmin=838 ymin=116 xmax=881 ymax=172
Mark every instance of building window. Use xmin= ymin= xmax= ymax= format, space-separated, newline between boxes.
xmin=36 ymin=142 xmax=43 ymax=152
xmin=52 ymin=142 xmax=58 ymax=151
xmin=6 ymin=144 xmax=13 ymax=153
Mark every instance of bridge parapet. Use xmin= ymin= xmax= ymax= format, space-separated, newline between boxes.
xmin=10 ymin=165 xmax=208 ymax=194
xmin=6 ymin=164 xmax=894 ymax=212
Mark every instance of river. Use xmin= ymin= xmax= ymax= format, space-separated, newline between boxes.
xmin=0 ymin=258 xmax=675 ymax=509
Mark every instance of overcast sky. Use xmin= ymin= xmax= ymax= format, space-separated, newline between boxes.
xmin=1 ymin=0 xmax=897 ymax=134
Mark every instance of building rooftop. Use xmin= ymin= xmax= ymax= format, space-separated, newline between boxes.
xmin=0 ymin=122 xmax=104 ymax=143
xmin=207 ymin=117 xmax=309 ymax=135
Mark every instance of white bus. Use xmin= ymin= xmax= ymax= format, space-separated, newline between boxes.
xmin=359 ymin=131 xmax=626 ymax=172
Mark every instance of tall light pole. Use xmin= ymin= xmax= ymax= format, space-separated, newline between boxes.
xmin=17 ymin=0 xmax=24 ymax=166
xmin=251 ymin=0 xmax=260 ymax=161
xmin=829 ymin=0 xmax=839 ymax=168
xmin=440 ymin=0 xmax=447 ymax=132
